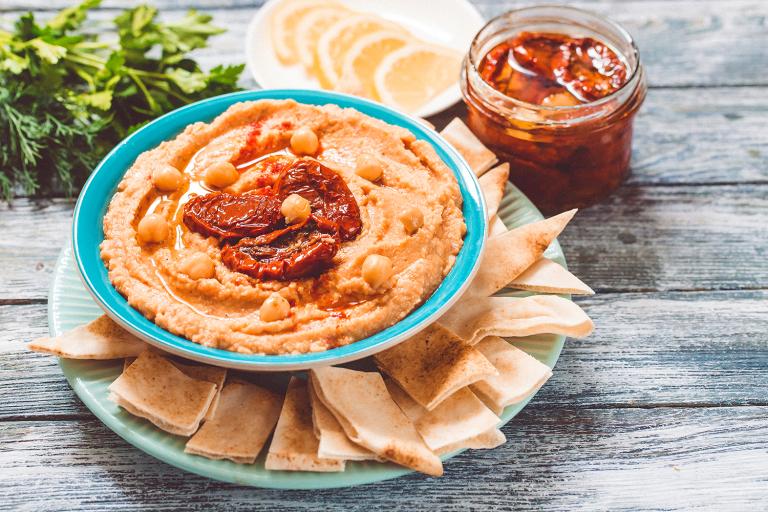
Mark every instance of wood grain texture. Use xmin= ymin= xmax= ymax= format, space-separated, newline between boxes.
xmin=2 ymin=1 xmax=768 ymax=88
xmin=2 ymin=407 xmax=767 ymax=511
xmin=3 ymin=289 xmax=766 ymax=420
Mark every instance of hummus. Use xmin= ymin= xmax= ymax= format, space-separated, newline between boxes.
xmin=101 ymin=100 xmax=465 ymax=354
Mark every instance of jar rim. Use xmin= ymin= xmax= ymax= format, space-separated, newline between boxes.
xmin=465 ymin=4 xmax=644 ymax=114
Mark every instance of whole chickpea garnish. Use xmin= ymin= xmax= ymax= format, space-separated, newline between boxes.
xmin=260 ymin=293 xmax=291 ymax=322
xmin=362 ymin=254 xmax=393 ymax=288
xmin=290 ymin=127 xmax=319 ymax=156
xmin=204 ymin=161 xmax=239 ymax=189
xmin=137 ymin=213 xmax=168 ymax=244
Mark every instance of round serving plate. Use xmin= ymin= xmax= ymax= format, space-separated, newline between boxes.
xmin=245 ymin=0 xmax=485 ymax=118
xmin=51 ymin=184 xmax=568 ymax=489
xmin=72 ymin=89 xmax=486 ymax=371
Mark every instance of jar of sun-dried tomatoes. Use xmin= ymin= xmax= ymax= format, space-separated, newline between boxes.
xmin=461 ymin=6 xmax=646 ymax=213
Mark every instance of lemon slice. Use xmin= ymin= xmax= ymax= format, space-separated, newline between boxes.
xmin=270 ymin=0 xmax=332 ymax=65
xmin=338 ymin=31 xmax=413 ymax=100
xmin=294 ymin=5 xmax=350 ymax=73
xmin=374 ymin=44 xmax=463 ymax=113
xmin=315 ymin=15 xmax=406 ymax=89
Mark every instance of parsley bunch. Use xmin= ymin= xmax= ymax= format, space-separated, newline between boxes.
xmin=0 ymin=0 xmax=244 ymax=200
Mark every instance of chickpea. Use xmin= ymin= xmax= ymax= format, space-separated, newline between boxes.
xmin=204 ymin=161 xmax=239 ymax=189
xmin=355 ymin=155 xmax=383 ymax=182
xmin=281 ymin=193 xmax=311 ymax=224
xmin=362 ymin=254 xmax=393 ymax=288
xmin=180 ymin=252 xmax=216 ymax=280
xmin=401 ymin=207 xmax=424 ymax=235
xmin=152 ymin=164 xmax=183 ymax=192
xmin=260 ymin=293 xmax=291 ymax=322
xmin=290 ymin=127 xmax=319 ymax=155
xmin=137 ymin=213 xmax=168 ymax=244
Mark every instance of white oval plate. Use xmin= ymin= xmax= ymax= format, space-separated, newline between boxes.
xmin=245 ymin=0 xmax=486 ymax=117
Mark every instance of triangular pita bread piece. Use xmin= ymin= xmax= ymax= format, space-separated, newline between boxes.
xmin=265 ymin=377 xmax=345 ymax=472
xmin=440 ymin=295 xmax=594 ymax=345
xmin=307 ymin=377 xmax=378 ymax=461
xmin=384 ymin=378 xmax=500 ymax=454
xmin=479 ymin=163 xmax=509 ymax=222
xmin=108 ymin=351 xmax=216 ymax=436
xmin=468 ymin=209 xmax=577 ymax=297
xmin=489 ymin=215 xmax=508 ymax=236
xmin=185 ymin=380 xmax=282 ymax=464
xmin=374 ymin=323 xmax=498 ymax=411
xmin=470 ymin=336 xmax=553 ymax=412
xmin=509 ymin=257 xmax=594 ymax=295
xmin=123 ymin=356 xmax=227 ymax=421
xmin=310 ymin=366 xmax=443 ymax=476
xmin=29 ymin=315 xmax=145 ymax=359
xmin=439 ymin=428 xmax=506 ymax=455
xmin=440 ymin=118 xmax=497 ymax=176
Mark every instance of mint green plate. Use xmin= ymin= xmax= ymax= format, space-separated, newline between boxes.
xmin=50 ymin=184 xmax=568 ymax=489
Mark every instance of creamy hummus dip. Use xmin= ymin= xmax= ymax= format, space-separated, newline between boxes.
xmin=101 ymin=100 xmax=465 ymax=354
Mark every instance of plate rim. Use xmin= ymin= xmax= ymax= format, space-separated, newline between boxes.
xmin=71 ymin=88 xmax=487 ymax=371
xmin=244 ymin=0 xmax=486 ymax=118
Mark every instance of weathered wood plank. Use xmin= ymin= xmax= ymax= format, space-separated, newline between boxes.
xmin=3 ymin=181 xmax=766 ymax=300
xmin=2 ymin=1 xmax=767 ymax=87
xmin=2 ymin=407 xmax=766 ymax=510
xmin=559 ymin=184 xmax=768 ymax=292
xmin=3 ymin=290 xmax=766 ymax=419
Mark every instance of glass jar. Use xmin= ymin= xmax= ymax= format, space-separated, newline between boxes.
xmin=460 ymin=6 xmax=647 ymax=213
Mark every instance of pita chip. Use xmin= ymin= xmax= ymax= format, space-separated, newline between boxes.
xmin=468 ymin=209 xmax=577 ymax=297
xmin=479 ymin=163 xmax=510 ymax=222
xmin=374 ymin=323 xmax=498 ymax=410
xmin=384 ymin=378 xmax=500 ymax=454
xmin=471 ymin=337 xmax=553 ymax=412
xmin=108 ymin=351 xmax=216 ymax=436
xmin=307 ymin=378 xmax=378 ymax=461
xmin=185 ymin=380 xmax=282 ymax=464
xmin=440 ymin=118 xmax=497 ymax=176
xmin=439 ymin=428 xmax=506 ymax=455
xmin=440 ymin=295 xmax=594 ymax=345
xmin=265 ymin=377 xmax=345 ymax=472
xmin=310 ymin=366 xmax=443 ymax=477
xmin=509 ymin=257 xmax=594 ymax=295
xmin=489 ymin=215 xmax=508 ymax=236
xmin=29 ymin=315 xmax=145 ymax=359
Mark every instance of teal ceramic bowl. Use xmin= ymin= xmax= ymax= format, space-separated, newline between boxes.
xmin=72 ymin=89 xmax=486 ymax=371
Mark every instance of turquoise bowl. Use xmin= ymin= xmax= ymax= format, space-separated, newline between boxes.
xmin=72 ymin=89 xmax=487 ymax=371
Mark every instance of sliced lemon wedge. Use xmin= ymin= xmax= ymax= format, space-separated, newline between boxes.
xmin=294 ymin=5 xmax=350 ymax=73
xmin=315 ymin=15 xmax=406 ymax=89
xmin=374 ymin=44 xmax=463 ymax=113
xmin=338 ymin=31 xmax=413 ymax=100
xmin=270 ymin=0 xmax=333 ymax=65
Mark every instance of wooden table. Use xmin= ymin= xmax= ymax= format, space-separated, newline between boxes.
xmin=2 ymin=0 xmax=767 ymax=509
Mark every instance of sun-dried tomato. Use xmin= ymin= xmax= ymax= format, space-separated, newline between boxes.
xmin=182 ymin=156 xmax=362 ymax=281
xmin=222 ymin=229 xmax=338 ymax=280
xmin=274 ymin=157 xmax=362 ymax=241
xmin=182 ymin=192 xmax=283 ymax=239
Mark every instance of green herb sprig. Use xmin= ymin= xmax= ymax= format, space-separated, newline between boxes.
xmin=0 ymin=0 xmax=244 ymax=200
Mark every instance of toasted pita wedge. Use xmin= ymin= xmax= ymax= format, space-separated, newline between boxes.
xmin=471 ymin=337 xmax=553 ymax=412
xmin=310 ymin=366 xmax=442 ymax=476
xmin=307 ymin=378 xmax=378 ymax=461
xmin=509 ymin=257 xmax=594 ymax=295
xmin=185 ymin=380 xmax=282 ymax=464
xmin=489 ymin=216 xmax=508 ymax=236
xmin=108 ymin=351 xmax=216 ymax=436
xmin=385 ymin=378 xmax=499 ymax=454
xmin=374 ymin=323 xmax=498 ymax=410
xmin=123 ymin=357 xmax=226 ymax=421
xmin=468 ymin=210 xmax=577 ymax=297
xmin=479 ymin=163 xmax=509 ymax=222
xmin=29 ymin=315 xmax=145 ymax=359
xmin=438 ymin=428 xmax=506 ymax=455
xmin=265 ymin=377 xmax=345 ymax=472
xmin=440 ymin=118 xmax=497 ymax=176
xmin=440 ymin=295 xmax=594 ymax=345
